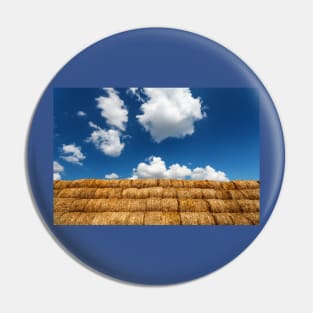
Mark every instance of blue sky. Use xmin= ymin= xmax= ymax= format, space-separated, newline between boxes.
xmin=53 ymin=88 xmax=259 ymax=181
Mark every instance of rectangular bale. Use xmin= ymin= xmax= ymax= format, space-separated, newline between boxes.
xmin=127 ymin=212 xmax=145 ymax=225
xmin=238 ymin=200 xmax=260 ymax=213
xmin=144 ymin=211 xmax=164 ymax=225
xmin=207 ymin=199 xmax=242 ymax=213
xmin=179 ymin=199 xmax=209 ymax=212
xmin=161 ymin=199 xmax=178 ymax=212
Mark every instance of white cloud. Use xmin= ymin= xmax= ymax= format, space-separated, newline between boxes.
xmin=86 ymin=122 xmax=125 ymax=157
xmin=136 ymin=88 xmax=205 ymax=142
xmin=77 ymin=111 xmax=86 ymax=117
xmin=96 ymin=88 xmax=128 ymax=131
xmin=60 ymin=144 xmax=85 ymax=165
xmin=53 ymin=161 xmax=64 ymax=180
xmin=131 ymin=156 xmax=229 ymax=181
xmin=53 ymin=173 xmax=61 ymax=180
xmin=105 ymin=173 xmax=119 ymax=179
xmin=127 ymin=88 xmax=143 ymax=101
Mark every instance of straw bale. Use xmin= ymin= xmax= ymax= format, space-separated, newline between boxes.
xmin=122 ymin=188 xmax=139 ymax=198
xmin=127 ymin=212 xmax=145 ymax=225
xmin=220 ymin=181 xmax=236 ymax=190
xmin=163 ymin=212 xmax=181 ymax=225
xmin=243 ymin=213 xmax=260 ymax=225
xmin=215 ymin=190 xmax=232 ymax=200
xmin=107 ymin=188 xmax=123 ymax=198
xmin=148 ymin=187 xmax=163 ymax=198
xmin=144 ymin=212 xmax=163 ymax=225
xmin=162 ymin=188 xmax=177 ymax=198
xmin=53 ymin=212 xmax=64 ymax=224
xmin=182 ymin=180 xmax=196 ymax=188
xmin=158 ymin=179 xmax=172 ymax=187
xmin=180 ymin=212 xmax=215 ymax=225
xmin=177 ymin=188 xmax=202 ymax=199
xmin=176 ymin=188 xmax=191 ymax=199
xmin=161 ymin=199 xmax=178 ymax=211
xmin=55 ymin=212 xmax=82 ymax=224
xmin=70 ymin=199 xmax=90 ymax=211
xmin=119 ymin=179 xmax=132 ymax=188
xmin=213 ymin=213 xmax=234 ymax=225
xmin=171 ymin=180 xmax=184 ymax=187
xmin=238 ymin=200 xmax=259 ymax=212
xmin=94 ymin=188 xmax=110 ymax=199
xmin=179 ymin=199 xmax=208 ymax=212
xmin=240 ymin=189 xmax=260 ymax=200
xmin=136 ymin=188 xmax=150 ymax=198
xmin=92 ymin=212 xmax=129 ymax=225
xmin=58 ymin=188 xmax=97 ymax=198
xmin=233 ymin=180 xmax=259 ymax=189
xmin=54 ymin=198 xmax=76 ymax=212
xmin=85 ymin=199 xmax=128 ymax=212
xmin=207 ymin=199 xmax=241 ymax=213
xmin=229 ymin=213 xmax=251 ymax=225
xmin=201 ymin=189 xmax=216 ymax=199
xmin=126 ymin=199 xmax=146 ymax=211
xmin=74 ymin=213 xmax=97 ymax=225
xmin=228 ymin=190 xmax=245 ymax=200
xmin=54 ymin=189 xmax=61 ymax=198
xmin=146 ymin=198 xmax=162 ymax=211
xmin=131 ymin=179 xmax=158 ymax=188
xmin=53 ymin=180 xmax=73 ymax=189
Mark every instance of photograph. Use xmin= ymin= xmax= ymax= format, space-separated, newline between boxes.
xmin=53 ymin=88 xmax=260 ymax=225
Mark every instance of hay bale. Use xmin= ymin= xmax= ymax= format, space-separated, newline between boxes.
xmin=58 ymin=188 xmax=97 ymax=198
xmin=207 ymin=199 xmax=241 ymax=213
xmin=229 ymin=213 xmax=251 ymax=225
xmin=91 ymin=212 xmax=129 ymax=225
xmin=148 ymin=187 xmax=163 ymax=198
xmin=122 ymin=188 xmax=138 ymax=198
xmin=179 ymin=199 xmax=208 ymax=212
xmin=182 ymin=180 xmax=196 ymax=188
xmin=228 ymin=190 xmax=245 ymax=200
xmin=193 ymin=180 xmax=222 ymax=189
xmin=54 ymin=189 xmax=61 ymax=197
xmin=144 ymin=212 xmax=163 ymax=225
xmin=119 ymin=179 xmax=132 ymax=188
xmin=240 ymin=189 xmax=260 ymax=200
xmin=238 ymin=200 xmax=259 ymax=212
xmin=171 ymin=180 xmax=184 ymax=187
xmin=233 ymin=180 xmax=259 ymax=189
xmin=162 ymin=188 xmax=177 ymax=198
xmin=127 ymin=212 xmax=145 ymax=225
xmin=243 ymin=213 xmax=260 ymax=225
xmin=107 ymin=188 xmax=123 ymax=198
xmin=126 ymin=199 xmax=146 ymax=211
xmin=55 ymin=212 xmax=82 ymax=224
xmin=161 ymin=199 xmax=178 ymax=211
xmin=54 ymin=198 xmax=79 ymax=212
xmin=94 ymin=188 xmax=110 ymax=199
xmin=146 ymin=198 xmax=162 ymax=211
xmin=163 ymin=212 xmax=181 ymax=225
xmin=215 ymin=190 xmax=232 ymax=200
xmin=85 ymin=199 xmax=128 ymax=212
xmin=70 ymin=199 xmax=90 ymax=211
xmin=131 ymin=179 xmax=158 ymax=188
xmin=213 ymin=213 xmax=234 ymax=225
xmin=53 ymin=180 xmax=73 ymax=189
xmin=201 ymin=189 xmax=216 ymax=199
xmin=137 ymin=188 xmax=150 ymax=198
xmin=74 ymin=213 xmax=97 ymax=225
xmin=176 ymin=188 xmax=191 ymax=199
xmin=158 ymin=179 xmax=172 ymax=187
xmin=220 ymin=181 xmax=236 ymax=190
xmin=180 ymin=212 xmax=215 ymax=225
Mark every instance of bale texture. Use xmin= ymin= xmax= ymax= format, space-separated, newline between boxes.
xmin=54 ymin=179 xmax=260 ymax=225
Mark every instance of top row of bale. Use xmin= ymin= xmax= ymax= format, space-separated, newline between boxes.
xmin=54 ymin=179 xmax=259 ymax=190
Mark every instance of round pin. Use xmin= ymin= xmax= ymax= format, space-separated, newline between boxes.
xmin=27 ymin=28 xmax=284 ymax=285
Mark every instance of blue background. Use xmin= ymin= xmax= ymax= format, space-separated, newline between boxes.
xmin=27 ymin=28 xmax=284 ymax=285
xmin=54 ymin=88 xmax=259 ymax=180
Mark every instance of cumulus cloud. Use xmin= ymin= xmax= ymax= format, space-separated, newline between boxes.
xmin=77 ymin=111 xmax=86 ymax=117
xmin=60 ymin=144 xmax=85 ymax=165
xmin=96 ymin=88 xmax=128 ymax=131
xmin=86 ymin=122 xmax=125 ymax=157
xmin=53 ymin=161 xmax=64 ymax=180
xmin=131 ymin=156 xmax=228 ymax=181
xmin=105 ymin=173 xmax=119 ymax=179
xmin=136 ymin=88 xmax=205 ymax=142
